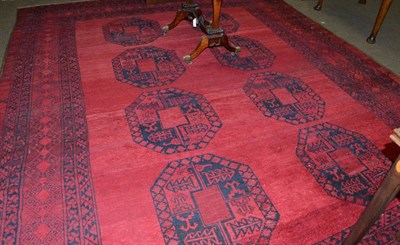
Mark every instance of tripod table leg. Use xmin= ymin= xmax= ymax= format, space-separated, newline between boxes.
xmin=183 ymin=36 xmax=209 ymax=64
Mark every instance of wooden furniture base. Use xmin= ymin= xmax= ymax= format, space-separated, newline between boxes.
xmin=162 ymin=0 xmax=240 ymax=63
xmin=343 ymin=128 xmax=400 ymax=244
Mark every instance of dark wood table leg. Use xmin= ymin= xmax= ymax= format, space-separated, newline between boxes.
xmin=183 ymin=0 xmax=240 ymax=63
xmin=366 ymin=0 xmax=393 ymax=44
xmin=183 ymin=36 xmax=209 ymax=63
xmin=163 ymin=0 xmax=239 ymax=63
xmin=162 ymin=0 xmax=202 ymax=35
xmin=211 ymin=0 xmax=239 ymax=54
xmin=343 ymin=129 xmax=400 ymax=244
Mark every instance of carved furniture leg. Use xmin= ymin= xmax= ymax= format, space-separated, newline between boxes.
xmin=162 ymin=9 xmax=189 ymax=34
xmin=183 ymin=0 xmax=239 ymax=63
xmin=211 ymin=0 xmax=222 ymax=29
xmin=366 ymin=0 xmax=393 ymax=44
xmin=343 ymin=128 xmax=400 ymax=244
xmin=162 ymin=0 xmax=199 ymax=34
xmin=221 ymin=34 xmax=240 ymax=53
xmin=184 ymin=0 xmax=224 ymax=63
xmin=211 ymin=0 xmax=240 ymax=54
xmin=183 ymin=36 xmax=209 ymax=64
xmin=210 ymin=0 xmax=238 ymax=52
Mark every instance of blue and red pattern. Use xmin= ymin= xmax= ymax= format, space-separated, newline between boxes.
xmin=2 ymin=0 xmax=399 ymax=244
xmin=0 ymin=16 xmax=101 ymax=244
xmin=243 ymin=72 xmax=325 ymax=125
xmin=103 ymin=17 xmax=163 ymax=46
xmin=151 ymin=154 xmax=280 ymax=244
xmin=211 ymin=35 xmax=276 ymax=71
xmin=21 ymin=20 xmax=65 ymax=244
xmin=0 ymin=17 xmax=38 ymax=245
xmin=248 ymin=0 xmax=400 ymax=128
xmin=125 ymin=88 xmax=222 ymax=154
xmin=315 ymin=204 xmax=400 ymax=244
xmin=112 ymin=46 xmax=186 ymax=88
xmin=296 ymin=122 xmax=392 ymax=205
xmin=59 ymin=19 xmax=101 ymax=244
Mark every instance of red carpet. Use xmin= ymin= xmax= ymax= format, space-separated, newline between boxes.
xmin=1 ymin=0 xmax=400 ymax=244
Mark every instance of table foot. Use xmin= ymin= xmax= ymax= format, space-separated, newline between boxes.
xmin=220 ymin=34 xmax=240 ymax=54
xmin=164 ymin=9 xmax=190 ymax=34
xmin=162 ymin=26 xmax=169 ymax=36
xmin=183 ymin=55 xmax=193 ymax=64
xmin=183 ymin=35 xmax=209 ymax=63
xmin=367 ymin=35 xmax=376 ymax=44
xmin=231 ymin=46 xmax=241 ymax=56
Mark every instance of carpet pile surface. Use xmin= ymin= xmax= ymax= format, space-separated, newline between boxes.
xmin=0 ymin=0 xmax=400 ymax=244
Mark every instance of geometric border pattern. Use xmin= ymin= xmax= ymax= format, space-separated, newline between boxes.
xmin=0 ymin=17 xmax=101 ymax=244
xmin=60 ymin=19 xmax=102 ymax=245
xmin=315 ymin=205 xmax=400 ymax=244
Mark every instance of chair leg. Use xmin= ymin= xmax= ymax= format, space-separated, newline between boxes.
xmin=366 ymin=0 xmax=394 ymax=44
xmin=314 ymin=0 xmax=324 ymax=10
xmin=343 ymin=155 xmax=400 ymax=244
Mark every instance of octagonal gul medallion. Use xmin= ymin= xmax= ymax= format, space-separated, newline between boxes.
xmin=103 ymin=17 xmax=163 ymax=46
xmin=112 ymin=46 xmax=186 ymax=88
xmin=151 ymin=154 xmax=280 ymax=244
xmin=125 ymin=88 xmax=222 ymax=154
xmin=296 ymin=122 xmax=392 ymax=205
xmin=212 ymin=35 xmax=276 ymax=71
xmin=243 ymin=72 xmax=325 ymax=125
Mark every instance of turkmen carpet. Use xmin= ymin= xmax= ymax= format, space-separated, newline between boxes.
xmin=1 ymin=0 xmax=400 ymax=244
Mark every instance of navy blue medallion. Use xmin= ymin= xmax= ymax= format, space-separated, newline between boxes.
xmin=151 ymin=154 xmax=280 ymax=244
xmin=112 ymin=47 xmax=186 ymax=88
xmin=296 ymin=122 xmax=392 ymax=205
xmin=243 ymin=72 xmax=325 ymax=125
xmin=212 ymin=35 xmax=276 ymax=71
xmin=103 ymin=17 xmax=163 ymax=46
xmin=125 ymin=88 xmax=222 ymax=154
